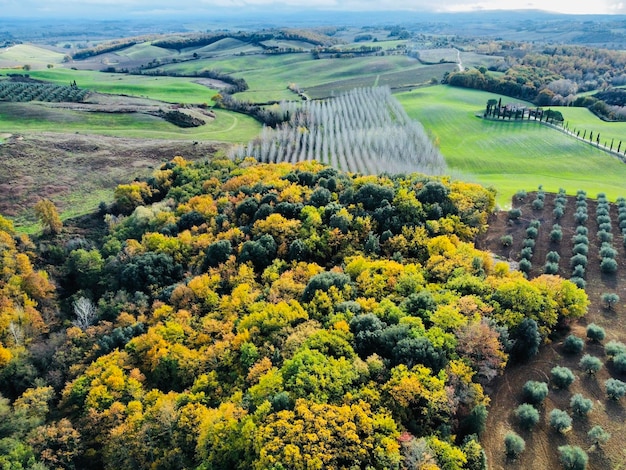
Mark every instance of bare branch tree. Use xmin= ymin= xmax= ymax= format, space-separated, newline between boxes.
xmin=8 ymin=322 xmax=24 ymax=346
xmin=72 ymin=297 xmax=98 ymax=331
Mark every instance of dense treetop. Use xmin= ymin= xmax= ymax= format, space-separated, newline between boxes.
xmin=0 ymin=156 xmax=588 ymax=469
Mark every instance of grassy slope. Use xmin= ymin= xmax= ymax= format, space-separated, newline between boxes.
xmin=260 ymin=39 xmax=316 ymax=50
xmin=397 ymin=86 xmax=626 ymax=205
xmin=159 ymin=53 xmax=449 ymax=101
xmin=191 ymin=38 xmax=263 ymax=55
xmin=3 ymin=68 xmax=217 ymax=104
xmin=0 ymin=44 xmax=66 ymax=68
xmin=559 ymin=106 xmax=626 ymax=147
xmin=0 ymin=103 xmax=261 ymax=143
xmin=117 ymin=43 xmax=176 ymax=61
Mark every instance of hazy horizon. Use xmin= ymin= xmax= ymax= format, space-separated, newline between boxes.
xmin=1 ymin=0 xmax=625 ymax=19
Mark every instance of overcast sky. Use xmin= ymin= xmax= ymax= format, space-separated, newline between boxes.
xmin=1 ymin=0 xmax=625 ymax=18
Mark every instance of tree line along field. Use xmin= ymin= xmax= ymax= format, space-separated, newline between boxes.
xmin=478 ymin=189 xmax=626 ymax=469
xmin=232 ymin=86 xmax=446 ymax=176
xmin=397 ymin=86 xmax=626 ymax=205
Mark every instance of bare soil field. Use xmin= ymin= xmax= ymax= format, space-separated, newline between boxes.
xmin=478 ymin=192 xmax=626 ymax=469
xmin=0 ymin=132 xmax=226 ymax=224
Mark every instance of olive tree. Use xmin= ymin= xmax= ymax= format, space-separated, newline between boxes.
xmin=578 ymin=354 xmax=602 ymax=375
xmin=515 ymin=403 xmax=540 ymax=430
xmin=504 ymin=432 xmax=525 ymax=459
xmin=549 ymin=409 xmax=572 ymax=434
xmin=558 ymin=445 xmax=588 ymax=470
xmin=570 ymin=393 xmax=593 ymax=417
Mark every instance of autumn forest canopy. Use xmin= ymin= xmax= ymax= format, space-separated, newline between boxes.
xmin=0 ymin=154 xmax=589 ymax=469
xmin=10 ymin=12 xmax=626 ymax=469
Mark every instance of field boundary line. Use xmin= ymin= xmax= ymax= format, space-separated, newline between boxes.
xmin=478 ymin=113 xmax=626 ymax=163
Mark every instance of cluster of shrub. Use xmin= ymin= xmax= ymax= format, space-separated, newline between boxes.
xmin=596 ymin=193 xmax=618 ymax=274
xmin=552 ymin=188 xmax=567 ymax=220
xmin=519 ymin=219 xmax=540 ymax=275
xmin=574 ymin=90 xmax=626 ymax=122
xmin=569 ymin=191 xmax=589 ymax=289
xmin=617 ymin=197 xmax=626 ymax=249
xmin=532 ymin=186 xmax=546 ymax=211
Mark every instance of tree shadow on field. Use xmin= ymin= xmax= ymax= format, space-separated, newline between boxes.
xmin=579 ymin=374 xmax=604 ymax=399
xmin=586 ymin=445 xmax=612 ymax=470
xmin=604 ymin=399 xmax=626 ymax=423
xmin=600 ymin=272 xmax=618 ymax=289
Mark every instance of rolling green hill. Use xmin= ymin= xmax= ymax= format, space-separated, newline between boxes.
xmin=0 ymin=103 xmax=261 ymax=142
xmin=2 ymin=68 xmax=218 ymax=104
xmin=559 ymin=106 xmax=626 ymax=148
xmin=398 ymin=86 xmax=626 ymax=205
xmin=0 ymin=44 xmax=66 ymax=68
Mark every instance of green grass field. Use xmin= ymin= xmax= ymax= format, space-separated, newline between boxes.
xmin=116 ymin=43 xmax=176 ymax=61
xmin=261 ymin=39 xmax=316 ymax=50
xmin=1 ymin=68 xmax=217 ymax=104
xmin=559 ymin=106 xmax=626 ymax=149
xmin=417 ymin=48 xmax=459 ymax=63
xmin=0 ymin=103 xmax=261 ymax=142
xmin=158 ymin=53 xmax=453 ymax=101
xmin=192 ymin=38 xmax=263 ymax=56
xmin=0 ymin=44 xmax=66 ymax=68
xmin=397 ymin=86 xmax=626 ymax=205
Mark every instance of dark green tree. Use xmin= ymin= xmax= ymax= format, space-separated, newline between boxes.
xmin=239 ymin=234 xmax=278 ymax=271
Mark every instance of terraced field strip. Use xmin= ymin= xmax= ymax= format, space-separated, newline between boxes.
xmin=2 ymin=68 xmax=217 ymax=104
xmin=0 ymin=103 xmax=261 ymax=143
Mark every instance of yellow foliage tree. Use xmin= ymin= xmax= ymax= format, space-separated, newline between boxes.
xmin=255 ymin=399 xmax=400 ymax=470
xmin=34 ymin=199 xmax=62 ymax=235
xmin=114 ymin=181 xmax=152 ymax=214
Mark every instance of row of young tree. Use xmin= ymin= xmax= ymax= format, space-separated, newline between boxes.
xmin=0 ymin=155 xmax=590 ymax=469
xmin=505 ymin=325 xmax=626 ymax=469
xmin=0 ymin=80 xmax=89 ymax=103
xmin=506 ymin=187 xmax=625 ymax=287
xmin=230 ymin=86 xmax=447 ymax=176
